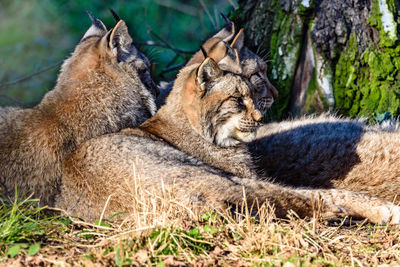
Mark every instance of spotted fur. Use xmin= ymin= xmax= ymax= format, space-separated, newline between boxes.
xmin=250 ymin=114 xmax=400 ymax=204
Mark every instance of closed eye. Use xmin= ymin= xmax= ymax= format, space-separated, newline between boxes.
xmin=250 ymin=74 xmax=264 ymax=91
xmin=250 ymin=74 xmax=262 ymax=84
xmin=137 ymin=67 xmax=147 ymax=75
xmin=233 ymin=96 xmax=245 ymax=109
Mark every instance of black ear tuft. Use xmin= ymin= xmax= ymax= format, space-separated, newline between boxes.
xmin=82 ymin=10 xmax=107 ymax=40
xmin=220 ymin=12 xmax=230 ymax=24
xmin=86 ymin=10 xmax=96 ymax=23
xmin=212 ymin=13 xmax=235 ymax=42
xmin=196 ymin=58 xmax=223 ymax=92
xmin=109 ymin=8 xmax=121 ymax=23
xmin=200 ymin=45 xmax=208 ymax=58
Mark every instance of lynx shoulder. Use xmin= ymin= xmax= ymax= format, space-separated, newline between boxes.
xmin=56 ymin=58 xmax=400 ymax=225
xmin=0 ymin=13 xmax=157 ymax=205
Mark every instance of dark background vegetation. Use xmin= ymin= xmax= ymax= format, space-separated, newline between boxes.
xmin=0 ymin=0 xmax=236 ymax=107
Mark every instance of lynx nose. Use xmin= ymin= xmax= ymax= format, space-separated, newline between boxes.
xmin=262 ymin=74 xmax=279 ymax=99
xmin=252 ymin=109 xmax=263 ymax=122
xmin=243 ymin=97 xmax=263 ymax=122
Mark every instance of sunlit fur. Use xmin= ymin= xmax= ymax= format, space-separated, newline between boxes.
xmin=250 ymin=114 xmax=400 ymax=203
xmin=194 ymin=27 xmax=279 ymax=116
xmin=0 ymin=17 xmax=157 ymax=205
xmin=156 ymin=23 xmax=278 ymax=116
xmin=241 ymin=48 xmax=278 ymax=114
xmin=56 ymin=58 xmax=400 ymax=225
xmin=177 ymin=61 xmax=263 ymax=147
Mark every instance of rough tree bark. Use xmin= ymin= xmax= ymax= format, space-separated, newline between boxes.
xmin=236 ymin=0 xmax=400 ymax=121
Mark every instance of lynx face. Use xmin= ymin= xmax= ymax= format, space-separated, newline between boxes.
xmin=188 ymin=24 xmax=278 ymax=116
xmin=158 ymin=21 xmax=278 ymax=113
xmin=182 ymin=58 xmax=263 ymax=147
xmin=225 ymin=31 xmax=278 ymax=115
xmin=242 ymin=48 xmax=279 ymax=114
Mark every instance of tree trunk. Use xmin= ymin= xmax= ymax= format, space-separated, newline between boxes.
xmin=236 ymin=0 xmax=400 ymax=122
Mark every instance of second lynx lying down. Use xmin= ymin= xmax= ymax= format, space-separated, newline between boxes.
xmin=251 ymin=115 xmax=400 ymax=203
xmin=56 ymin=58 xmax=400 ymax=224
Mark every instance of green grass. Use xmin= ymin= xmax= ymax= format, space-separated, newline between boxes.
xmin=0 ymin=190 xmax=69 ymax=259
xmin=1 ymin=192 xmax=400 ymax=266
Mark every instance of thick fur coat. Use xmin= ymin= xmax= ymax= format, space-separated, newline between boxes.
xmin=56 ymin=59 xmax=400 ymax=224
xmin=0 ymin=16 xmax=157 ymax=205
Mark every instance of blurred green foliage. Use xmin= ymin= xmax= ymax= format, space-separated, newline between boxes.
xmin=0 ymin=0 xmax=236 ymax=107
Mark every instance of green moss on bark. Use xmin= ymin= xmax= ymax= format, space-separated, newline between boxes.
xmin=334 ymin=0 xmax=400 ymax=120
xmin=301 ymin=67 xmax=325 ymax=114
xmin=268 ymin=11 xmax=300 ymax=119
xmin=266 ymin=1 xmax=312 ymax=119
xmin=334 ymin=33 xmax=400 ymax=120
xmin=367 ymin=0 xmax=398 ymax=47
xmin=239 ymin=0 xmax=400 ymax=121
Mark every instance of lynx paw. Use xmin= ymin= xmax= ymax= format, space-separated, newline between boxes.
xmin=321 ymin=205 xmax=354 ymax=219
xmin=371 ymin=205 xmax=400 ymax=225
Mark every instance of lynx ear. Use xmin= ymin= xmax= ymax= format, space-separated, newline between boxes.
xmin=108 ymin=20 xmax=133 ymax=58
xmin=196 ymin=58 xmax=223 ymax=93
xmin=200 ymin=45 xmax=208 ymax=58
xmin=231 ymin=28 xmax=244 ymax=51
xmin=82 ymin=10 xmax=107 ymax=40
xmin=212 ymin=13 xmax=235 ymax=42
xmin=208 ymin=41 xmax=228 ymax=63
xmin=217 ymin=42 xmax=242 ymax=74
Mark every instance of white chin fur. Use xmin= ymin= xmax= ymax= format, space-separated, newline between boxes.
xmin=234 ymin=130 xmax=257 ymax=143
xmin=213 ymin=115 xmax=257 ymax=147
xmin=214 ymin=115 xmax=240 ymax=147
xmin=216 ymin=137 xmax=241 ymax=147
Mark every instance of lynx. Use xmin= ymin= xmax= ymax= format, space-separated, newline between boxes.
xmin=249 ymin=115 xmax=400 ymax=203
xmin=156 ymin=18 xmax=278 ymax=116
xmin=56 ymin=58 xmax=400 ymax=224
xmin=0 ymin=13 xmax=157 ymax=206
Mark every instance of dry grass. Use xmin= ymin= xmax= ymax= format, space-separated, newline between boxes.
xmin=1 ymin=186 xmax=400 ymax=267
xmin=1 ymin=167 xmax=400 ymax=266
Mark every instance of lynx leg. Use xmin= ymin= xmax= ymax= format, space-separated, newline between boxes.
xmin=299 ymin=189 xmax=400 ymax=225
xmin=189 ymin=177 xmax=370 ymax=221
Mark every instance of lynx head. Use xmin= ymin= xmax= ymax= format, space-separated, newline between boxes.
xmin=187 ymin=20 xmax=278 ymax=116
xmin=240 ymin=44 xmax=279 ymax=115
xmin=181 ymin=57 xmax=263 ymax=147
xmin=56 ymin=11 xmax=157 ymax=128
xmin=222 ymin=29 xmax=278 ymax=115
